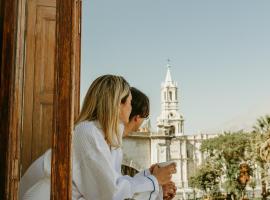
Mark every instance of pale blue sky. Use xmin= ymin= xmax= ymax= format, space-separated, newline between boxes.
xmin=81 ymin=0 xmax=270 ymax=134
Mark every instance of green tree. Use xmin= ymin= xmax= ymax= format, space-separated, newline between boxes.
xmin=200 ymin=131 xmax=253 ymax=199
xmin=189 ymin=160 xmax=222 ymax=198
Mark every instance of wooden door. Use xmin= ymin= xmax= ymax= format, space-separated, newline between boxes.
xmin=21 ymin=0 xmax=56 ymax=173
xmin=1 ymin=0 xmax=81 ymax=198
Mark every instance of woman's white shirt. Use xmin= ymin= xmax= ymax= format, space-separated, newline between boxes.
xmin=71 ymin=121 xmax=160 ymax=200
xmin=23 ymin=121 xmax=161 ymax=200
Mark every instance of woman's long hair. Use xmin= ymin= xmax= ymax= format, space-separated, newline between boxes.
xmin=75 ymin=75 xmax=130 ymax=147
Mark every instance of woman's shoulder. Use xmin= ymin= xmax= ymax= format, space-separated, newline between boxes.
xmin=74 ymin=121 xmax=95 ymax=132
xmin=73 ymin=121 xmax=110 ymax=162
xmin=74 ymin=121 xmax=104 ymax=144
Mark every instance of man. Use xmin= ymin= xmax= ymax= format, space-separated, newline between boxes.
xmin=124 ymin=87 xmax=150 ymax=136
xmin=123 ymin=87 xmax=177 ymax=200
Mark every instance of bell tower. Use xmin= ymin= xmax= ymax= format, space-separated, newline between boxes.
xmin=157 ymin=62 xmax=184 ymax=136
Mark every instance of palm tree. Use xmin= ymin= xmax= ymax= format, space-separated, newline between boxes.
xmin=252 ymin=114 xmax=270 ymax=199
xmin=253 ymin=115 xmax=270 ymax=135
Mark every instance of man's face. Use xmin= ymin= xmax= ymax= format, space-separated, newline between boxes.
xmin=124 ymin=115 xmax=146 ymax=137
xmin=131 ymin=116 xmax=145 ymax=132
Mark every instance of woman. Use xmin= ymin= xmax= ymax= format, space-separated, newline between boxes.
xmin=23 ymin=75 xmax=174 ymax=200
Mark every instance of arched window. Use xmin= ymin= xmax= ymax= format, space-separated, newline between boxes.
xmin=169 ymin=125 xmax=175 ymax=134
xmin=169 ymin=91 xmax=172 ymax=101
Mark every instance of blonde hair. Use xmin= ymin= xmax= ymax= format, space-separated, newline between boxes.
xmin=75 ymin=75 xmax=130 ymax=147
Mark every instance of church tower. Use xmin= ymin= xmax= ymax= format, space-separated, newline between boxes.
xmin=157 ymin=62 xmax=184 ymax=136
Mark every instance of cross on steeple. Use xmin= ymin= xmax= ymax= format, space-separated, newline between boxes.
xmin=165 ymin=59 xmax=172 ymax=83
xmin=167 ymin=59 xmax=171 ymax=68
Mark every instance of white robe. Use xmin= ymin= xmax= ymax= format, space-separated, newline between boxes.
xmin=22 ymin=121 xmax=162 ymax=200
xmin=19 ymin=152 xmax=45 ymax=199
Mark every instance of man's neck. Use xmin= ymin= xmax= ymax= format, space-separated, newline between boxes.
xmin=123 ymin=123 xmax=133 ymax=137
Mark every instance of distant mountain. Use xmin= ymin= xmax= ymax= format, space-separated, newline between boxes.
xmin=205 ymin=100 xmax=270 ymax=133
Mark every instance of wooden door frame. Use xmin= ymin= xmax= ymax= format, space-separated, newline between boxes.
xmin=51 ymin=0 xmax=81 ymax=199
xmin=0 ymin=0 xmax=81 ymax=199
xmin=0 ymin=0 xmax=24 ymax=199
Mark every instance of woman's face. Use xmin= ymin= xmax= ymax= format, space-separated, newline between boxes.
xmin=119 ymin=93 xmax=132 ymax=124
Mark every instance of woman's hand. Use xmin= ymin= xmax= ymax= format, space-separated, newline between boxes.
xmin=152 ymin=163 xmax=176 ymax=186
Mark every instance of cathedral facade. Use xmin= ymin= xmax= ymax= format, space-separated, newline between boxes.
xmin=122 ymin=65 xmax=218 ymax=199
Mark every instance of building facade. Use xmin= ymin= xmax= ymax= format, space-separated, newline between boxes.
xmin=123 ymin=64 xmax=266 ymax=199
xmin=123 ymin=65 xmax=218 ymax=199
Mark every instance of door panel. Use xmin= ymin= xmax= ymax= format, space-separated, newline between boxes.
xmin=32 ymin=5 xmax=56 ymax=162
xmin=21 ymin=0 xmax=56 ymax=173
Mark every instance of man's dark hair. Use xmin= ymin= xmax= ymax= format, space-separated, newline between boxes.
xmin=129 ymin=87 xmax=149 ymax=120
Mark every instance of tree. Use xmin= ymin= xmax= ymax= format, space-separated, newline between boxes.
xmin=189 ymin=160 xmax=222 ymax=198
xmin=200 ymin=131 xmax=253 ymax=199
xmin=252 ymin=114 xmax=270 ymax=199
xmin=253 ymin=114 xmax=270 ymax=135
xmin=238 ymin=163 xmax=251 ymax=199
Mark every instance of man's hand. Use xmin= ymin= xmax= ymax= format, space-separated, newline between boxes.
xmin=149 ymin=164 xmax=157 ymax=174
xmin=163 ymin=181 xmax=177 ymax=200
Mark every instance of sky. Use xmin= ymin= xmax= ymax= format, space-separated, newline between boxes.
xmin=81 ymin=0 xmax=270 ymax=134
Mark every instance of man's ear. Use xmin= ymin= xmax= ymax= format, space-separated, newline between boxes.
xmin=134 ymin=115 xmax=140 ymax=122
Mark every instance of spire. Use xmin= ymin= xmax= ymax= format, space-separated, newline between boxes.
xmin=165 ymin=59 xmax=172 ymax=83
